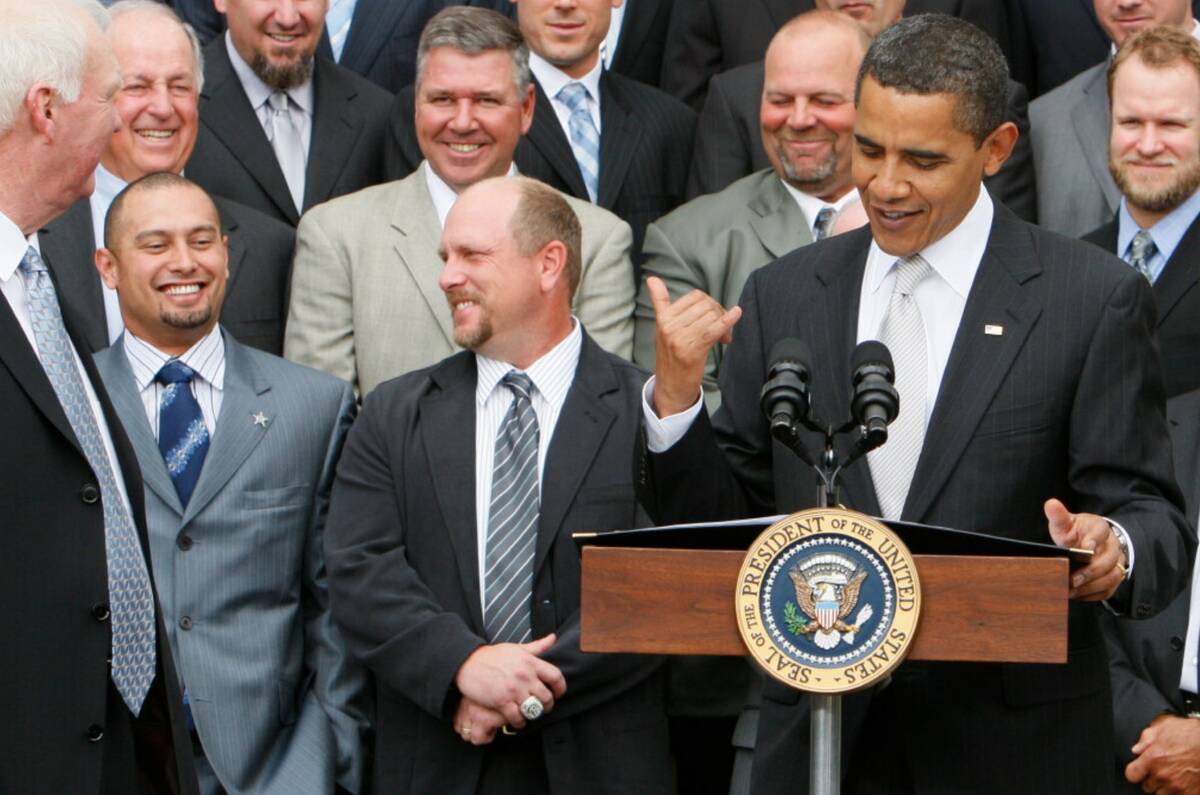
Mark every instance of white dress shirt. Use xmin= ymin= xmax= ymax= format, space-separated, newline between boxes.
xmin=785 ymin=185 xmax=861 ymax=242
xmin=529 ymin=52 xmax=603 ymax=136
xmin=474 ymin=319 xmax=582 ymax=611
xmin=1181 ymin=548 xmax=1200 ymax=694
xmin=89 ymin=163 xmax=130 ymax=345
xmin=423 ymin=161 xmax=519 ymax=230
xmin=1 ymin=210 xmax=133 ymax=513
xmin=225 ymin=31 xmax=315 ymax=157
xmin=122 ymin=326 xmax=226 ymax=439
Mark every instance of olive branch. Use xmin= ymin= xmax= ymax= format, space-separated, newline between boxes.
xmin=783 ymin=601 xmax=808 ymax=636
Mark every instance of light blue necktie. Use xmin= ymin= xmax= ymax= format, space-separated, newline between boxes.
xmin=1128 ymin=229 xmax=1157 ymax=283
xmin=19 ymin=247 xmax=157 ymax=714
xmin=484 ymin=371 xmax=540 ymax=643
xmin=156 ymin=361 xmax=209 ymax=508
xmin=326 ymin=0 xmax=357 ymax=62
xmin=557 ymin=82 xmax=601 ymax=203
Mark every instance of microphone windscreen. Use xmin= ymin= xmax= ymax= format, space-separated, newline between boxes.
xmin=851 ymin=340 xmax=893 ymax=373
xmin=767 ymin=338 xmax=812 ymax=372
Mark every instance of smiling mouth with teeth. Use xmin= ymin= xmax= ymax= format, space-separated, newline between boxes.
xmin=447 ymin=143 xmax=483 ymax=153
xmin=163 ymin=284 xmax=202 ymax=296
xmin=137 ymin=130 xmax=175 ymax=139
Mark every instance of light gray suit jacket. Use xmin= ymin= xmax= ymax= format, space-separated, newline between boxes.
xmin=634 ymin=168 xmax=812 ymax=409
xmin=284 ymin=164 xmax=637 ymax=397
xmin=94 ymin=331 xmax=369 ymax=795
xmin=1029 ymin=60 xmax=1121 ymax=237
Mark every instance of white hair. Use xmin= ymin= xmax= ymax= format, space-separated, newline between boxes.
xmin=108 ymin=0 xmax=205 ymax=94
xmin=0 ymin=0 xmax=109 ymax=137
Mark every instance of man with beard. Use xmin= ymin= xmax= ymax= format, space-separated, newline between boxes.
xmin=185 ymin=0 xmax=392 ymax=227
xmin=93 ymin=172 xmax=369 ymax=795
xmin=635 ymin=11 xmax=868 ymax=409
xmin=39 ymin=0 xmax=294 ymax=356
xmin=1084 ymin=26 xmax=1200 ymax=398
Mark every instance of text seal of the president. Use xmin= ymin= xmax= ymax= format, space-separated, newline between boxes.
xmin=735 ymin=508 xmax=921 ymax=693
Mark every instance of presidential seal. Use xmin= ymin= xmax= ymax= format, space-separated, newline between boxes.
xmin=735 ymin=508 xmax=921 ymax=693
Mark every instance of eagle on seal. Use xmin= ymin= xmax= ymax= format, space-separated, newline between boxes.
xmin=789 ymin=566 xmax=873 ymax=650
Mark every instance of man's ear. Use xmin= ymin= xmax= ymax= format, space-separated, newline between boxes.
xmin=537 ymin=239 xmax=568 ymax=294
xmin=94 ymin=247 xmax=120 ymax=290
xmin=25 ymin=84 xmax=56 ymax=138
xmin=982 ymin=121 xmax=1018 ymax=178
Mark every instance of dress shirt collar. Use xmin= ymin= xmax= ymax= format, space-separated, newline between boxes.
xmin=122 ymin=324 xmax=226 ymax=393
xmin=224 ymin=30 xmax=314 ymax=115
xmin=529 ymin=51 xmax=603 ymax=111
xmin=864 ymin=187 xmax=993 ymax=302
xmin=1117 ymin=188 xmax=1200 ymax=271
xmin=0 ymin=209 xmax=30 ymax=283
xmin=423 ymin=160 xmax=520 ymax=229
xmin=92 ymin=163 xmax=127 ymax=214
xmin=782 ymin=182 xmax=859 ymax=238
xmin=1111 ymin=19 xmax=1200 ymax=55
xmin=475 ymin=318 xmax=582 ymax=409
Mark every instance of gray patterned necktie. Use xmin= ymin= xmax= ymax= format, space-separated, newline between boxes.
xmin=484 ymin=371 xmax=541 ymax=643
xmin=268 ymin=92 xmax=306 ymax=213
xmin=813 ymin=206 xmax=835 ymax=241
xmin=19 ymin=247 xmax=157 ymax=713
xmin=1128 ymin=229 xmax=1157 ymax=282
xmin=868 ymin=254 xmax=932 ymax=520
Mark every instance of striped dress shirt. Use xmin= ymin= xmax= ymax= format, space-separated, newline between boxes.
xmin=122 ymin=326 xmax=226 ymax=439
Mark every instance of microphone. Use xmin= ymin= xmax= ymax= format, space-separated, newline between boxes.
xmin=760 ymin=339 xmax=813 ymax=449
xmin=850 ymin=341 xmax=899 ymax=452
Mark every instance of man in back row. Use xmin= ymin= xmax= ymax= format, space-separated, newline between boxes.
xmin=639 ymin=15 xmax=1190 ymax=793
xmin=286 ymin=7 xmax=636 ymax=399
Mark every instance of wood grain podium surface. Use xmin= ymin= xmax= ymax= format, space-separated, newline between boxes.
xmin=580 ymin=548 xmax=1068 ymax=664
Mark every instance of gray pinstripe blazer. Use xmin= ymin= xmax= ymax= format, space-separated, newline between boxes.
xmin=94 ymin=330 xmax=369 ymax=795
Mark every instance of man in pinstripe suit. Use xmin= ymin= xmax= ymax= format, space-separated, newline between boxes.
xmin=91 ymin=173 xmax=369 ymax=795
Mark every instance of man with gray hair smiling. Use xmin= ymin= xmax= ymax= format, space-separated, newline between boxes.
xmin=0 ymin=0 xmax=197 ymax=792
xmin=285 ymin=6 xmax=636 ymax=399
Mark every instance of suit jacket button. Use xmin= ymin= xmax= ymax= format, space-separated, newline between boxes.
xmin=177 ymin=535 xmax=193 ymax=551
xmin=1172 ymin=636 xmax=1185 ymax=651
xmin=86 ymin=724 xmax=104 ymax=742
xmin=80 ymin=484 xmax=100 ymax=504
xmin=179 ymin=616 xmax=193 ymax=630
xmin=92 ymin=603 xmax=110 ymax=622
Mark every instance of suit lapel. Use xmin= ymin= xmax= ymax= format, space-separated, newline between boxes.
xmin=99 ymin=338 xmax=183 ymax=514
xmin=1072 ymin=65 xmax=1121 ymax=214
xmin=596 ymin=74 xmax=638 ymax=210
xmin=810 ymin=230 xmax=880 ymax=515
xmin=903 ymin=210 xmax=1044 ymax=522
xmin=0 ymin=290 xmax=81 ymax=453
xmin=199 ymin=42 xmax=300 ymax=224
xmin=1153 ymin=214 xmax=1200 ymax=325
xmin=523 ymin=80 xmax=590 ymax=199
xmin=534 ymin=337 xmax=617 ymax=575
xmin=213 ymin=197 xmax=249 ymax=298
xmin=392 ymin=171 xmax=455 ymax=348
xmin=305 ymin=59 xmax=363 ymax=211
xmin=421 ymin=354 xmax=484 ymax=632
xmin=747 ymin=174 xmax=812 ymax=259
xmin=182 ymin=335 xmax=273 ymax=523
xmin=338 ymin=0 xmax=407 ymax=75
xmin=39 ymin=199 xmax=108 ymax=353
xmin=610 ymin=0 xmax=654 ymax=69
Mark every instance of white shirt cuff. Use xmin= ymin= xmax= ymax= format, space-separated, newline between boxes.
xmin=641 ymin=376 xmax=705 ymax=453
xmin=1106 ymin=518 xmax=1135 ymax=580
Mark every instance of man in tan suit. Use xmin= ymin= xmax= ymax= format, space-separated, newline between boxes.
xmin=633 ymin=11 xmax=868 ymax=410
xmin=285 ymin=7 xmax=635 ymax=397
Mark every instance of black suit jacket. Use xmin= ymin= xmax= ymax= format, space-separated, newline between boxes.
xmin=0 ymin=272 xmax=197 ymax=794
xmin=659 ymin=0 xmax=1010 ymax=112
xmin=639 ymin=202 xmax=1191 ymax=793
xmin=324 ymin=334 xmax=673 ymax=794
xmin=1101 ymin=389 xmax=1200 ymax=794
xmin=39 ymin=194 xmax=294 ymax=355
xmin=186 ymin=38 xmax=393 ymax=227
xmin=386 ymin=71 xmax=694 ymax=272
xmin=607 ymin=0 xmax=676 ymax=87
xmin=686 ymin=60 xmax=1038 ymax=221
xmin=1084 ymin=216 xmax=1200 ymax=399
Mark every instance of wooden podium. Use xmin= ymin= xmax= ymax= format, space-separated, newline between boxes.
xmin=580 ymin=547 xmax=1069 ymax=664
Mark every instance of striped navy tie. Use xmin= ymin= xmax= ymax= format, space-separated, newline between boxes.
xmin=484 ymin=371 xmax=540 ymax=643
xmin=155 ymin=361 xmax=209 ymax=507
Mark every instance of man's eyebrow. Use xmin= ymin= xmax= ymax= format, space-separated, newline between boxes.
xmin=853 ymin=133 xmax=948 ymax=160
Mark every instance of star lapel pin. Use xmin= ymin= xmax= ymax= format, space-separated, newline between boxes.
xmin=252 ymin=411 xmax=269 ymax=428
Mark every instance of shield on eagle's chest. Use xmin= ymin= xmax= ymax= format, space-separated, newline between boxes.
xmin=816 ymin=597 xmax=839 ymax=630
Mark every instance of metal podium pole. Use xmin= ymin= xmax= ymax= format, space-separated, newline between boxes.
xmin=811 ymin=451 xmax=841 ymax=795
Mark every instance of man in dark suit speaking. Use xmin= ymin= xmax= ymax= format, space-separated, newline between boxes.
xmin=324 ymin=175 xmax=673 ymax=794
xmin=638 ymin=15 xmax=1191 ymax=794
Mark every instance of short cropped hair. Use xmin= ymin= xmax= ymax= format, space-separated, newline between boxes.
xmin=508 ymin=177 xmax=581 ymax=301
xmin=108 ymin=0 xmax=205 ymax=94
xmin=1109 ymin=25 xmax=1200 ymax=101
xmin=416 ymin=6 xmax=531 ymax=97
xmin=856 ymin=14 xmax=1009 ymax=146
xmin=0 ymin=0 xmax=109 ymax=136
xmin=104 ymin=171 xmax=218 ymax=248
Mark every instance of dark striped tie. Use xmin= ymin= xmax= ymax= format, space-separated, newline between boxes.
xmin=484 ymin=371 xmax=540 ymax=643
xmin=156 ymin=361 xmax=209 ymax=508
